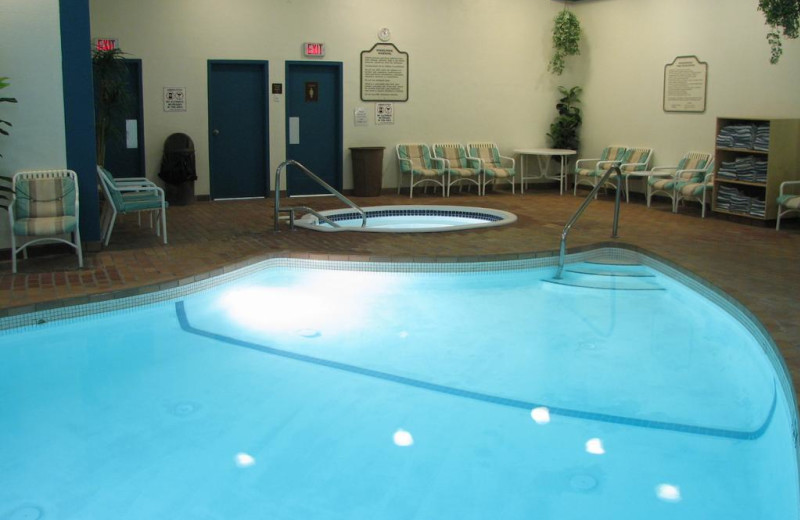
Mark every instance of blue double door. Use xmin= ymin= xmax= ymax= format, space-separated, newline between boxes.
xmin=285 ymin=62 xmax=343 ymax=196
xmin=207 ymin=60 xmax=342 ymax=199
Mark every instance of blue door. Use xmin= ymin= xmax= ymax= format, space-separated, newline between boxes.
xmin=100 ymin=59 xmax=145 ymax=178
xmin=285 ymin=62 xmax=343 ymax=196
xmin=208 ymin=61 xmax=269 ymax=199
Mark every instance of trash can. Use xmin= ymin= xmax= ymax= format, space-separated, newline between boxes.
xmin=158 ymin=133 xmax=197 ymax=205
xmin=350 ymin=147 xmax=385 ymax=197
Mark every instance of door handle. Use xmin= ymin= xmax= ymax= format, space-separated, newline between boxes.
xmin=212 ymin=129 xmax=220 ymax=136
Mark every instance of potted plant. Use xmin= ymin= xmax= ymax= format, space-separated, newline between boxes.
xmin=548 ymin=6 xmax=581 ymax=75
xmin=759 ymin=0 xmax=799 ymax=63
xmin=0 ymin=76 xmax=18 ymax=158
xmin=93 ymin=48 xmax=131 ymax=166
xmin=547 ymin=86 xmax=582 ymax=152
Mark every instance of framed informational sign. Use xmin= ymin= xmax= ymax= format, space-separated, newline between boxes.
xmin=663 ymin=55 xmax=708 ymax=113
xmin=163 ymin=87 xmax=186 ymax=112
xmin=360 ymin=43 xmax=409 ymax=102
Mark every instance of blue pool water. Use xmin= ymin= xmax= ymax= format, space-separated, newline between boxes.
xmin=0 ymin=257 xmax=797 ymax=519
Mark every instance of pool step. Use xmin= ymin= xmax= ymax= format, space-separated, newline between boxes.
xmin=547 ymin=263 xmax=664 ymax=290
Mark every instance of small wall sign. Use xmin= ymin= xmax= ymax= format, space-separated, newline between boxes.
xmin=376 ymin=102 xmax=394 ymax=125
xmin=163 ymin=87 xmax=186 ymax=112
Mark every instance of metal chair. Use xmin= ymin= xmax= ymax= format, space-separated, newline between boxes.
xmin=97 ymin=165 xmax=168 ymax=245
xmin=7 ymin=169 xmax=83 ymax=273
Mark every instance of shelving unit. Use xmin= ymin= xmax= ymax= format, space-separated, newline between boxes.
xmin=713 ymin=117 xmax=800 ymax=221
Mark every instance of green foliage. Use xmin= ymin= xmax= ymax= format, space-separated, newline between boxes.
xmin=93 ymin=48 xmax=132 ymax=166
xmin=547 ymin=86 xmax=582 ymax=151
xmin=0 ymin=77 xmax=19 ymax=158
xmin=548 ymin=8 xmax=581 ymax=75
xmin=758 ymin=0 xmax=800 ymax=63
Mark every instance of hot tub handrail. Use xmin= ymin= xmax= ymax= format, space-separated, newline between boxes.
xmin=273 ymin=160 xmax=367 ymax=231
xmin=554 ymin=166 xmax=622 ymax=279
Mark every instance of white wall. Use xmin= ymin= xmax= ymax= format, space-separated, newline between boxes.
xmin=89 ymin=0 xmax=568 ymax=195
xmin=0 ymin=0 xmax=68 ymax=248
xmin=571 ymin=0 xmax=800 ymax=167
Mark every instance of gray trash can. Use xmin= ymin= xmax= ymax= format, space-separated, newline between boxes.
xmin=350 ymin=147 xmax=385 ymax=197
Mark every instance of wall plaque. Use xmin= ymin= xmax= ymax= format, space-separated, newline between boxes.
xmin=663 ymin=55 xmax=708 ymax=113
xmin=163 ymin=87 xmax=186 ymax=112
xmin=360 ymin=43 xmax=408 ymax=102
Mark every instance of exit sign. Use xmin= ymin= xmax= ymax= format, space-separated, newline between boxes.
xmin=303 ymin=42 xmax=326 ymax=58
xmin=95 ymin=38 xmax=118 ymax=51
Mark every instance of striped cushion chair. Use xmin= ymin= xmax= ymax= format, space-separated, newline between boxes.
xmin=674 ymin=160 xmax=715 ymax=218
xmin=432 ymin=143 xmax=481 ymax=197
xmin=776 ymin=180 xmax=800 ymax=230
xmin=467 ymin=142 xmax=516 ymax=195
xmin=647 ymin=152 xmax=712 ymax=210
xmin=395 ymin=143 xmax=446 ymax=198
xmin=8 ymin=169 xmax=83 ymax=273
xmin=573 ymin=146 xmax=627 ymax=195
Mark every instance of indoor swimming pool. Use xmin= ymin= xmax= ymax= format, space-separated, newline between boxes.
xmin=0 ymin=250 xmax=797 ymax=519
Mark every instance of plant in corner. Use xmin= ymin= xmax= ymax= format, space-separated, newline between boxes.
xmin=0 ymin=76 xmax=19 ymax=158
xmin=758 ymin=0 xmax=800 ymax=63
xmin=93 ymin=48 xmax=131 ymax=166
xmin=548 ymin=6 xmax=581 ymax=75
xmin=547 ymin=86 xmax=582 ymax=152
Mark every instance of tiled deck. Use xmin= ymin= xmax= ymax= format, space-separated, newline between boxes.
xmin=1 ymin=189 xmax=799 ymax=393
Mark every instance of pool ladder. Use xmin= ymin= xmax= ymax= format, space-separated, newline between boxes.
xmin=554 ymin=166 xmax=622 ymax=280
xmin=273 ymin=160 xmax=366 ymax=232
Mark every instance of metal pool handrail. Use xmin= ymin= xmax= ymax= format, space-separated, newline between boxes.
xmin=554 ymin=166 xmax=622 ymax=279
xmin=273 ymin=160 xmax=367 ymax=232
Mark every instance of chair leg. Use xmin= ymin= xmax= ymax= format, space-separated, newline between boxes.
xmin=161 ymin=205 xmax=168 ymax=244
xmin=776 ymin=210 xmax=782 ymax=230
xmin=104 ymin=212 xmax=118 ymax=246
xmin=74 ymin=227 xmax=84 ymax=268
xmin=10 ymin=234 xmax=17 ymax=274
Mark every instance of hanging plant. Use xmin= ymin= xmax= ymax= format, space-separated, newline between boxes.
xmin=547 ymin=86 xmax=582 ymax=151
xmin=758 ymin=0 xmax=800 ymax=63
xmin=0 ymin=76 xmax=19 ymax=158
xmin=548 ymin=7 xmax=581 ymax=75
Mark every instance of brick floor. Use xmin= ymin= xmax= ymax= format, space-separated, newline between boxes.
xmin=1 ymin=189 xmax=799 ymax=395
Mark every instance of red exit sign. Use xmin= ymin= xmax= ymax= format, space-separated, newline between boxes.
xmin=95 ymin=38 xmax=118 ymax=51
xmin=303 ymin=42 xmax=325 ymax=58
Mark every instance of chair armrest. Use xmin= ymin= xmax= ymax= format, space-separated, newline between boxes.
xmin=648 ymin=165 xmax=678 ymax=177
xmin=115 ymin=184 xmax=165 ymax=197
xmin=575 ymin=158 xmax=600 ymax=170
xmin=596 ymin=159 xmax=622 ymax=170
xmin=499 ymin=155 xmax=515 ymax=169
xmin=465 ymin=157 xmax=481 ymax=168
xmin=779 ymin=180 xmax=800 ymax=196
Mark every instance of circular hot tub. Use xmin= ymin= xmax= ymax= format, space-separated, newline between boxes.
xmin=294 ymin=205 xmax=517 ymax=233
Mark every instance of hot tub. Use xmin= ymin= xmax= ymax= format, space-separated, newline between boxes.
xmin=293 ymin=205 xmax=517 ymax=232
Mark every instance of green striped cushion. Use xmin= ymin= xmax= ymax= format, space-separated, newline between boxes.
xmin=484 ymin=167 xmax=514 ymax=178
xmin=13 ymin=215 xmax=77 ymax=236
xmin=14 ymin=177 xmax=76 ymax=219
xmin=398 ymin=145 xmax=432 ymax=172
xmin=778 ymin=194 xmax=800 ymax=209
xmin=471 ymin=146 xmax=501 ymax=168
xmin=620 ymin=148 xmax=650 ymax=172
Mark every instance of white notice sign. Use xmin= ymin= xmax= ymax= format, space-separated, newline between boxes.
xmin=163 ymin=87 xmax=187 ymax=112
xmin=354 ymin=107 xmax=368 ymax=126
xmin=375 ymin=103 xmax=394 ymax=125
xmin=663 ymin=56 xmax=707 ymax=113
